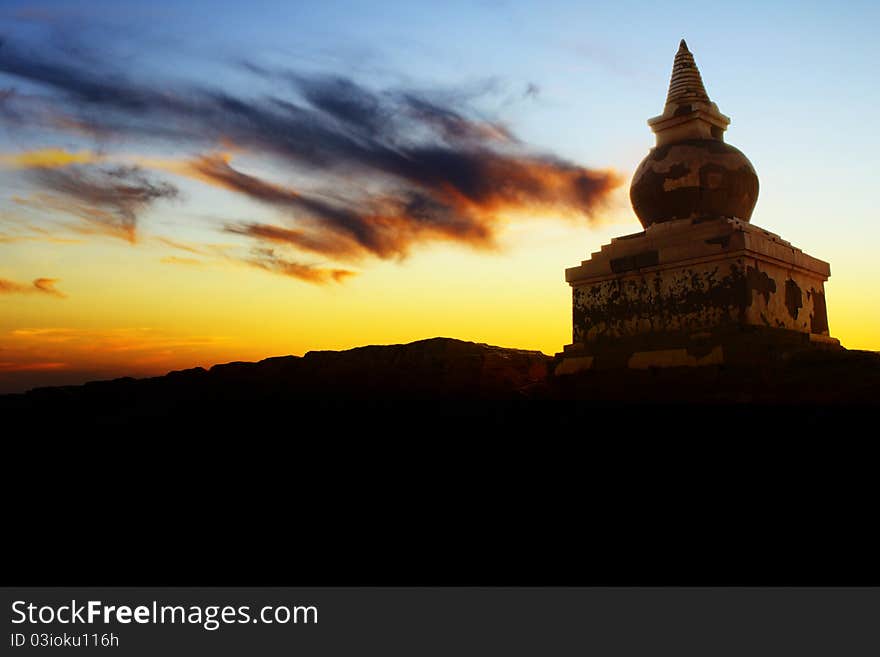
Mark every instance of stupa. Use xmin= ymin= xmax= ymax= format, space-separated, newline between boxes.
xmin=559 ymin=40 xmax=840 ymax=371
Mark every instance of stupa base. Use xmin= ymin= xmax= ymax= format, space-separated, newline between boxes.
xmin=559 ymin=216 xmax=841 ymax=372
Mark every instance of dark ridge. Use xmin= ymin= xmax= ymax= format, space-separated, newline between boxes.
xmin=1 ymin=337 xmax=878 ymax=430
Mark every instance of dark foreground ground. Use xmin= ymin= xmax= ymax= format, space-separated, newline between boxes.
xmin=2 ymin=336 xmax=878 ymax=431
xmin=5 ymin=336 xmax=878 ymax=584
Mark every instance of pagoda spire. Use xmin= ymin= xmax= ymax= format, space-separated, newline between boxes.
xmin=665 ymin=39 xmax=710 ymax=107
xmin=647 ymin=39 xmax=729 ymax=146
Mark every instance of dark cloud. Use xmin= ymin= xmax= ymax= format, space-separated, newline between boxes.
xmin=0 ymin=38 xmax=166 ymax=112
xmin=398 ymin=93 xmax=516 ymax=144
xmin=294 ymin=75 xmax=390 ymax=138
xmin=0 ymin=86 xmax=20 ymax=121
xmin=194 ymin=154 xmax=489 ymax=259
xmin=194 ymin=149 xmax=617 ymax=260
xmin=224 ymin=222 xmax=362 ymax=260
xmin=0 ymin=34 xmax=621 ymax=276
xmin=188 ymin=155 xmax=364 ymax=237
xmin=0 ymin=277 xmax=65 ymax=297
xmin=26 ymin=165 xmax=178 ymax=241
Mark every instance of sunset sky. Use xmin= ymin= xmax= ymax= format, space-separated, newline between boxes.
xmin=1 ymin=0 xmax=878 ymax=392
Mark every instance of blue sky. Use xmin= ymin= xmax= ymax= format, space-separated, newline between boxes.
xmin=4 ymin=0 xmax=878 ymax=214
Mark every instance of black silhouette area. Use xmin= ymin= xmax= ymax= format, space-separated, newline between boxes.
xmin=2 ymin=337 xmax=878 ymax=431
xmin=5 ymin=336 xmax=878 ymax=587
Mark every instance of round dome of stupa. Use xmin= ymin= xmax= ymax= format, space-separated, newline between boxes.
xmin=629 ymin=40 xmax=759 ymax=228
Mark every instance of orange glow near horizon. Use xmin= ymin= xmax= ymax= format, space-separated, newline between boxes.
xmin=0 ymin=190 xmax=631 ymax=391
xmin=3 ymin=190 xmax=876 ymax=394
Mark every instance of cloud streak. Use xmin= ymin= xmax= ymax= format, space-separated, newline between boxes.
xmin=244 ymin=247 xmax=356 ymax=284
xmin=0 ymin=277 xmax=66 ymax=297
xmin=0 ymin=147 xmax=102 ymax=169
xmin=0 ymin=34 xmax=622 ymax=280
xmin=23 ymin=165 xmax=179 ymax=242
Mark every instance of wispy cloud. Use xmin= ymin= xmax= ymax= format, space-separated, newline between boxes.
xmin=154 ymin=235 xmax=211 ymax=255
xmin=0 ymin=277 xmax=66 ymax=297
xmin=21 ymin=165 xmax=179 ymax=242
xmin=244 ymin=247 xmax=356 ymax=284
xmin=160 ymin=255 xmax=203 ymax=266
xmin=0 ymin=147 xmax=102 ymax=169
xmin=0 ymin=32 xmax=622 ymax=282
xmin=0 ymin=231 xmax=82 ymax=245
xmin=224 ymin=221 xmax=362 ymax=259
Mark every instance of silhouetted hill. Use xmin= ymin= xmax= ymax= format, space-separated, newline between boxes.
xmin=2 ymin=337 xmax=878 ymax=429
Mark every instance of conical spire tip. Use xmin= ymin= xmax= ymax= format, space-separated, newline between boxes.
xmin=679 ymin=39 xmax=689 ymax=52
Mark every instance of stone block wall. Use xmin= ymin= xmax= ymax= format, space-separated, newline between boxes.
xmin=560 ymin=217 xmax=838 ymax=369
xmin=571 ymin=256 xmax=830 ymax=345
